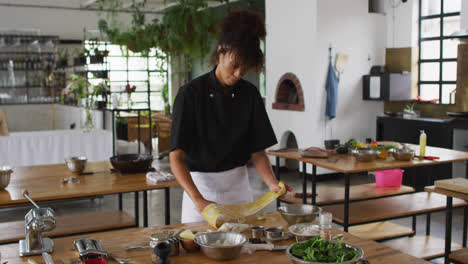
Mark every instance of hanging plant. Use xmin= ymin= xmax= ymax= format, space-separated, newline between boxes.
xmin=97 ymin=0 xmax=218 ymax=61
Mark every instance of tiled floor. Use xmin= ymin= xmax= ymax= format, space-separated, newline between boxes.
xmin=1 ymin=167 xmax=465 ymax=263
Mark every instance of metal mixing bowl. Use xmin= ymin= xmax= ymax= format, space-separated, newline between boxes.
xmin=110 ymin=154 xmax=153 ymax=173
xmin=277 ymin=204 xmax=322 ymax=225
xmin=351 ymin=148 xmax=378 ymax=162
xmin=286 ymin=239 xmax=366 ymax=264
xmin=0 ymin=166 xmax=12 ymax=190
xmin=391 ymin=148 xmax=415 ymax=161
xmin=288 ymin=223 xmax=320 ymax=241
xmin=65 ymin=156 xmax=87 ymax=173
xmin=194 ymin=232 xmax=248 ymax=261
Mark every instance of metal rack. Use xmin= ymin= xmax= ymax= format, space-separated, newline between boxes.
xmin=0 ymin=34 xmax=59 ymax=105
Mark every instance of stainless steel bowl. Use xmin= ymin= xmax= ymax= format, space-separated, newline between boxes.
xmin=391 ymin=148 xmax=415 ymax=161
xmin=65 ymin=156 xmax=87 ymax=173
xmin=351 ymin=148 xmax=378 ymax=162
xmin=278 ymin=204 xmax=322 ymax=225
xmin=0 ymin=166 xmax=12 ymax=190
xmin=288 ymin=223 xmax=320 ymax=242
xmin=286 ymin=239 xmax=366 ymax=264
xmin=194 ymin=232 xmax=248 ymax=261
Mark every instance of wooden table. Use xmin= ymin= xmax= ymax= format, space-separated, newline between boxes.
xmin=425 ymin=185 xmax=468 ymax=264
xmin=267 ymin=144 xmax=468 ymax=232
xmin=0 ymin=212 xmax=431 ymax=264
xmin=0 ymin=161 xmax=179 ymax=229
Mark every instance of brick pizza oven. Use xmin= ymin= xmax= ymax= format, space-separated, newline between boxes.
xmin=272 ymin=72 xmax=305 ymax=111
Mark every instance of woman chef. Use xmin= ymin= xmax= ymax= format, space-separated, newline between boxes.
xmin=169 ymin=9 xmax=293 ymax=223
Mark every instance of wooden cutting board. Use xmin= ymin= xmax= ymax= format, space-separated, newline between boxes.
xmin=435 ymin=178 xmax=468 ymax=194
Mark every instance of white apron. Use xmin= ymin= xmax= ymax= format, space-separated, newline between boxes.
xmin=181 ymin=165 xmax=253 ymax=223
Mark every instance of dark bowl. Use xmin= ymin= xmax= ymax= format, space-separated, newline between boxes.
xmin=110 ymin=154 xmax=153 ymax=174
xmin=336 ymin=145 xmax=349 ymax=154
xmin=324 ymin=140 xmax=340 ymax=150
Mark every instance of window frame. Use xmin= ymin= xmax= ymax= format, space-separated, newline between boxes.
xmin=418 ymin=0 xmax=460 ymax=104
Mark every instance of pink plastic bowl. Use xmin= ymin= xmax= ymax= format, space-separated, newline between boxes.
xmin=375 ymin=169 xmax=404 ymax=187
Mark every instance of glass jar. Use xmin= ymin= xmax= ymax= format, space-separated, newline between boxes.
xmin=149 ymin=233 xmax=179 ymax=263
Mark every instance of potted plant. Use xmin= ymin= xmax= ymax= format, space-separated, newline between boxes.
xmin=403 ymin=103 xmax=419 ymax=118
xmin=93 ymin=81 xmax=110 ymax=109
xmin=116 ymin=114 xmax=128 ymax=140
xmin=125 ymin=83 xmax=136 ymax=109
xmin=66 ymin=74 xmax=95 ymax=131
xmin=73 ymin=48 xmax=88 ymax=66
xmin=57 ymin=48 xmax=69 ymax=68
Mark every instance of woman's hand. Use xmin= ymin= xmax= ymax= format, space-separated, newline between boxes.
xmin=194 ymin=198 xmax=214 ymax=214
xmin=267 ymin=181 xmax=294 ymax=195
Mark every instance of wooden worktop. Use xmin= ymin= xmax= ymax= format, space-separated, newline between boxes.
xmin=0 ymin=161 xmax=179 ymax=207
xmin=0 ymin=212 xmax=430 ymax=264
xmin=425 ymin=185 xmax=468 ymax=201
xmin=267 ymin=144 xmax=468 ymax=174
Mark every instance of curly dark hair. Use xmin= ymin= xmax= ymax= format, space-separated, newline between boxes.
xmin=210 ymin=9 xmax=266 ymax=72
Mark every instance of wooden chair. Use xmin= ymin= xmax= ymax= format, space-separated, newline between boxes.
xmin=153 ymin=113 xmax=172 ymax=154
xmin=0 ymin=108 xmax=8 ymax=136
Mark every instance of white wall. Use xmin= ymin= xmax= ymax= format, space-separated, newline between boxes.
xmin=463 ymin=0 xmax=468 ymax=28
xmin=385 ymin=0 xmax=418 ymax=48
xmin=265 ymin=0 xmax=385 ymax=171
xmin=0 ymin=2 xmax=156 ymax=39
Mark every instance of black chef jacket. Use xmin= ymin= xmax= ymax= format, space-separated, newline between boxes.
xmin=169 ymin=68 xmax=277 ymax=172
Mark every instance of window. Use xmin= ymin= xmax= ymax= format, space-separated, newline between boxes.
xmin=418 ymin=0 xmax=461 ymax=104
xmin=85 ymin=41 xmax=168 ymax=110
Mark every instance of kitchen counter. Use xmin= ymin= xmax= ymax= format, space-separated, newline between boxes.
xmin=0 ymin=212 xmax=430 ymax=264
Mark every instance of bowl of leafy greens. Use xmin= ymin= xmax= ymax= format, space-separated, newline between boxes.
xmin=285 ymin=237 xmax=367 ymax=264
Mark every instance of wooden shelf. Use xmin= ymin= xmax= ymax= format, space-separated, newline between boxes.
xmin=279 ymin=183 xmax=415 ymax=205
xmin=346 ymin=221 xmax=415 ymax=241
xmin=383 ymin=235 xmax=463 ymax=260
xmin=322 ymin=192 xmax=467 ymax=225
xmin=0 ymin=210 xmax=135 ymax=244
xmin=450 ymin=248 xmax=468 ymax=264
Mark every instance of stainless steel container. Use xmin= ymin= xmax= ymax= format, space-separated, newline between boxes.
xmin=285 ymin=239 xmax=368 ymax=264
xmin=265 ymin=227 xmax=284 ymax=240
xmin=251 ymin=226 xmax=265 ymax=239
xmin=391 ymin=148 xmax=416 ymax=161
xmin=288 ymin=223 xmax=320 ymax=242
xmin=277 ymin=204 xmax=322 ymax=225
xmin=65 ymin=156 xmax=87 ymax=174
xmin=194 ymin=232 xmax=248 ymax=261
xmin=351 ymin=148 xmax=378 ymax=162
xmin=0 ymin=166 xmax=12 ymax=190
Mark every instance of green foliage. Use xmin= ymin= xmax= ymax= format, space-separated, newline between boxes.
xmin=57 ymin=48 xmax=69 ymax=61
xmin=404 ymin=102 xmax=416 ymax=114
xmin=66 ymin=74 xmax=90 ymax=99
xmin=290 ymin=237 xmax=361 ymax=263
xmin=98 ymin=0 xmax=217 ymax=60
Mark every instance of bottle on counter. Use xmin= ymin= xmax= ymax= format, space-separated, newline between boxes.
xmin=419 ymin=130 xmax=427 ymax=157
xmin=319 ymin=211 xmax=332 ymax=240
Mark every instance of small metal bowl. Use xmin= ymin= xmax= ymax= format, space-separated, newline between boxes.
xmin=391 ymin=148 xmax=416 ymax=161
xmin=65 ymin=156 xmax=87 ymax=174
xmin=286 ymin=239 xmax=366 ymax=264
xmin=288 ymin=223 xmax=320 ymax=242
xmin=0 ymin=166 xmax=12 ymax=190
xmin=351 ymin=148 xmax=378 ymax=162
xmin=194 ymin=232 xmax=248 ymax=261
xmin=278 ymin=204 xmax=322 ymax=225
xmin=265 ymin=227 xmax=284 ymax=240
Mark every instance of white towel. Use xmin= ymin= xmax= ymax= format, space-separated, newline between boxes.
xmin=146 ymin=171 xmax=175 ymax=183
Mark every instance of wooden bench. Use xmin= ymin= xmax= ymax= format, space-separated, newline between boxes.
xmin=450 ymin=248 xmax=468 ymax=264
xmin=279 ymin=183 xmax=415 ymax=205
xmin=345 ymin=221 xmax=415 ymax=241
xmin=0 ymin=211 xmax=135 ymax=244
xmin=322 ymin=192 xmax=467 ymax=225
xmin=383 ymin=235 xmax=463 ymax=260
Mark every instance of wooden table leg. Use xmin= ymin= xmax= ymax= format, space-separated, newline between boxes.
xmin=445 ymin=196 xmax=453 ymax=264
xmin=344 ymin=173 xmax=350 ymax=232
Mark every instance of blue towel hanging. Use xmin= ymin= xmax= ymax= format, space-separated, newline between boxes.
xmin=325 ymin=59 xmax=339 ymax=120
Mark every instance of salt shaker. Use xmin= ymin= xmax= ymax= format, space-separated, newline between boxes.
xmin=319 ymin=211 xmax=332 ymax=240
